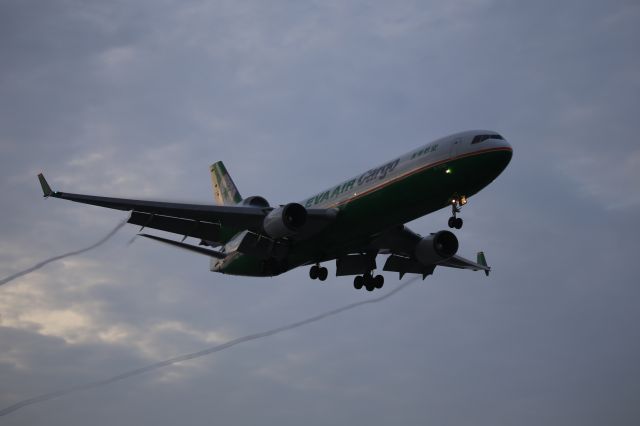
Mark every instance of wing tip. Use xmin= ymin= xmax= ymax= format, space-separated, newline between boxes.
xmin=37 ymin=173 xmax=54 ymax=197
xmin=477 ymin=251 xmax=490 ymax=276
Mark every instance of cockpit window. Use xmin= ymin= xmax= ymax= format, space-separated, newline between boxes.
xmin=471 ymin=134 xmax=504 ymax=144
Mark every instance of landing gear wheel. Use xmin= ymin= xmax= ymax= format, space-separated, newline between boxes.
xmin=362 ymin=273 xmax=375 ymax=292
xmin=454 ymin=217 xmax=463 ymax=229
xmin=448 ymin=217 xmax=455 ymax=228
xmin=309 ymin=265 xmax=319 ymax=280
xmin=374 ymin=275 xmax=384 ymax=289
xmin=354 ymin=275 xmax=364 ymax=289
xmin=318 ymin=267 xmax=328 ymax=281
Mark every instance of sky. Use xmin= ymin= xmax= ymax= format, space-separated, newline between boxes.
xmin=1 ymin=0 xmax=639 ymax=424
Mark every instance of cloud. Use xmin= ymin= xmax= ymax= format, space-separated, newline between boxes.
xmin=561 ymin=149 xmax=640 ymax=209
xmin=0 ymin=278 xmax=415 ymax=417
xmin=1 ymin=1 xmax=639 ymax=425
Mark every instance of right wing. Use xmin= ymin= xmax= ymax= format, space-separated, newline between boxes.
xmin=37 ymin=174 xmax=334 ymax=245
xmin=39 ymin=173 xmax=267 ymax=227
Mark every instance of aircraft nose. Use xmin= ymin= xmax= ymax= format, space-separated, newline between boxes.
xmin=493 ymin=137 xmax=513 ymax=171
xmin=475 ymin=135 xmax=513 ymax=180
xmin=485 ymin=134 xmax=512 ymax=152
xmin=499 ymin=138 xmax=513 ymax=152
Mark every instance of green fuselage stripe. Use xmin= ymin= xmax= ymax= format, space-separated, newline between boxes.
xmin=329 ymin=147 xmax=511 ymax=209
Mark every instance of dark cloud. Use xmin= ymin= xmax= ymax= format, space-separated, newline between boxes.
xmin=1 ymin=0 xmax=639 ymax=425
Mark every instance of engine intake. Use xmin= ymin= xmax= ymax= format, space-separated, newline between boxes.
xmin=263 ymin=203 xmax=307 ymax=239
xmin=414 ymin=230 xmax=459 ymax=265
xmin=240 ymin=196 xmax=270 ymax=208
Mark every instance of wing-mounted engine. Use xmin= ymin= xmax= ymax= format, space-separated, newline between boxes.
xmin=221 ymin=202 xmax=317 ymax=261
xmin=414 ymin=230 xmax=459 ymax=265
xmin=263 ymin=203 xmax=308 ymax=239
xmin=381 ymin=228 xmax=489 ymax=279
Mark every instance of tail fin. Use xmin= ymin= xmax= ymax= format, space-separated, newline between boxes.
xmin=210 ymin=161 xmax=242 ymax=205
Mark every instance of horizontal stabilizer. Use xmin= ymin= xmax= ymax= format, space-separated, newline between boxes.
xmin=139 ymin=233 xmax=226 ymax=259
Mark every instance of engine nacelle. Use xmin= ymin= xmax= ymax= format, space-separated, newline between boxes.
xmin=263 ymin=203 xmax=307 ymax=239
xmin=240 ymin=196 xmax=270 ymax=208
xmin=414 ymin=230 xmax=459 ymax=265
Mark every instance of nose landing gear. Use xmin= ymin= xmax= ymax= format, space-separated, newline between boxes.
xmin=448 ymin=196 xmax=467 ymax=229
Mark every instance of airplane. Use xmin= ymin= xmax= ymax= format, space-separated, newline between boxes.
xmin=37 ymin=130 xmax=512 ymax=291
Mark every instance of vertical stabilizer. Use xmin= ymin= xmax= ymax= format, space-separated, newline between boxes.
xmin=210 ymin=161 xmax=242 ymax=205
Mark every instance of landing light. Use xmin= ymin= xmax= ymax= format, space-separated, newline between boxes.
xmin=445 ymin=168 xmax=452 ymax=174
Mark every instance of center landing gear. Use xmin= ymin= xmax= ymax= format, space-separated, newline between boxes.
xmin=448 ymin=196 xmax=467 ymax=230
xmin=353 ymin=272 xmax=384 ymax=291
xmin=309 ymin=264 xmax=328 ymax=281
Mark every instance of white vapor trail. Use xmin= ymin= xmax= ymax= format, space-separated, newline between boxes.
xmin=0 ymin=219 xmax=127 ymax=287
xmin=0 ymin=277 xmax=417 ymax=417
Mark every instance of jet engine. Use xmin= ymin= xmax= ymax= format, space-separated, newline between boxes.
xmin=263 ymin=203 xmax=308 ymax=239
xmin=239 ymin=196 xmax=270 ymax=208
xmin=414 ymin=230 xmax=459 ymax=265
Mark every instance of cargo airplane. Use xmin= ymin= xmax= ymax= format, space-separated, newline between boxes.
xmin=38 ymin=130 xmax=512 ymax=291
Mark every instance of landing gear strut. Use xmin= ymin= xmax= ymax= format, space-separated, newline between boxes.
xmin=309 ymin=264 xmax=328 ymax=281
xmin=353 ymin=272 xmax=384 ymax=291
xmin=448 ymin=196 xmax=467 ymax=229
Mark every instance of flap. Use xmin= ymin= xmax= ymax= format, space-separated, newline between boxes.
xmin=128 ymin=212 xmax=222 ymax=243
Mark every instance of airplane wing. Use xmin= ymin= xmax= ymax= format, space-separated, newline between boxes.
xmin=439 ymin=252 xmax=490 ymax=274
xmin=371 ymin=225 xmax=491 ymax=278
xmin=37 ymin=174 xmax=334 ymax=244
xmin=383 ymin=253 xmax=490 ymax=277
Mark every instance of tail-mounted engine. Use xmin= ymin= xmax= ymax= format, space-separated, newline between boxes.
xmin=239 ymin=196 xmax=270 ymax=208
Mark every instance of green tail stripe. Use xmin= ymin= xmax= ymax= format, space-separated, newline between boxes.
xmin=210 ymin=161 xmax=242 ymax=205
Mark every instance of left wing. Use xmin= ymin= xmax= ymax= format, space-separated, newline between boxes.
xmin=439 ymin=252 xmax=490 ymax=275
xmin=370 ymin=225 xmax=491 ymax=278
xmin=383 ymin=252 xmax=490 ymax=278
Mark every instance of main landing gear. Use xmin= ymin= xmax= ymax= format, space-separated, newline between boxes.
xmin=448 ymin=195 xmax=467 ymax=230
xmin=309 ymin=264 xmax=328 ymax=281
xmin=353 ymin=272 xmax=384 ymax=292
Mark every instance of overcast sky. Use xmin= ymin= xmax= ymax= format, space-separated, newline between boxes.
xmin=1 ymin=0 xmax=639 ymax=424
